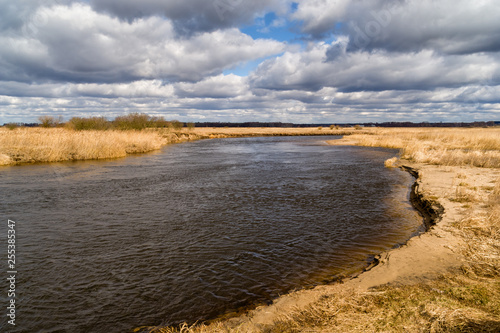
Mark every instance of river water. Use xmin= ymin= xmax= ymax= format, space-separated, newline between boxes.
xmin=0 ymin=136 xmax=422 ymax=332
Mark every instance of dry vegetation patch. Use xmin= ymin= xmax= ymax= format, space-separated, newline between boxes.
xmin=189 ymin=127 xmax=358 ymax=137
xmin=0 ymin=127 xmax=167 ymax=165
xmin=331 ymin=128 xmax=500 ymax=168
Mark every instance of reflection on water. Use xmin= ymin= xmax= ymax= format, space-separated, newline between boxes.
xmin=0 ymin=136 xmax=422 ymax=332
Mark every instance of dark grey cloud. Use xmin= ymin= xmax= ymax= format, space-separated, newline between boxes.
xmin=293 ymin=0 xmax=500 ymax=55
xmin=90 ymin=0 xmax=289 ymax=34
xmin=2 ymin=78 xmax=499 ymax=124
xmin=4 ymin=90 xmax=498 ymax=124
xmin=249 ymin=41 xmax=500 ymax=93
xmin=0 ymin=0 xmax=76 ymax=32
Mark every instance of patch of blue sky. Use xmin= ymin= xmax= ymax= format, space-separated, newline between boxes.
xmin=225 ymin=11 xmax=306 ymax=77
xmin=222 ymin=56 xmax=273 ymax=77
xmin=241 ymin=12 xmax=302 ymax=44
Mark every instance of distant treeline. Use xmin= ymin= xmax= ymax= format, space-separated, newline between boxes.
xmin=2 ymin=117 xmax=499 ymax=129
xmin=362 ymin=121 xmax=500 ymax=128
xmin=193 ymin=121 xmax=500 ymax=128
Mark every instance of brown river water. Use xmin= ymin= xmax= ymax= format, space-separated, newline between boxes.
xmin=0 ymin=136 xmax=423 ymax=332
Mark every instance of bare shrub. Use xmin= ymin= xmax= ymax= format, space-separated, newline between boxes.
xmin=67 ymin=116 xmax=110 ymax=131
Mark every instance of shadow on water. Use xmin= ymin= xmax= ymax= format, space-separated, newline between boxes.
xmin=0 ymin=136 xmax=422 ymax=332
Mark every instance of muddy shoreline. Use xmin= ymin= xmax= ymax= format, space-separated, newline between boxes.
xmin=401 ymin=165 xmax=444 ymax=230
xmin=358 ymin=164 xmax=443 ymax=277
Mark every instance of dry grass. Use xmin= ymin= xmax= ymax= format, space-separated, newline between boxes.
xmin=338 ymin=127 xmax=500 ymax=168
xmin=268 ymin=274 xmax=500 ymax=332
xmin=0 ymin=126 xmax=355 ymax=166
xmin=4 ymin=126 xmax=499 ymax=167
xmin=450 ymin=182 xmax=480 ymax=203
xmin=134 ymin=322 xmax=233 ymax=333
xmin=384 ymin=157 xmax=399 ymax=168
xmin=189 ymin=127 xmax=358 ymax=138
xmin=0 ymin=127 xmax=167 ymax=165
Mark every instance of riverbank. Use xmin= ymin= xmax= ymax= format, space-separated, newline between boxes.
xmin=0 ymin=127 xmax=357 ymax=166
xmin=143 ymin=128 xmax=500 ymax=332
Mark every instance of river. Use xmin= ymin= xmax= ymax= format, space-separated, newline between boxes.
xmin=0 ymin=136 xmax=423 ymax=332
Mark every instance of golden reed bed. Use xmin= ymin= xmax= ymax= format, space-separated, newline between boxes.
xmin=330 ymin=127 xmax=500 ymax=168
xmin=0 ymin=128 xmax=166 ymax=166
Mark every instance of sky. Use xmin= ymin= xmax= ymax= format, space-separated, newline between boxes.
xmin=1 ymin=0 xmax=500 ymax=124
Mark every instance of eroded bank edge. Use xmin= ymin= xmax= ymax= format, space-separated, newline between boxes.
xmin=360 ymin=163 xmax=445 ymax=274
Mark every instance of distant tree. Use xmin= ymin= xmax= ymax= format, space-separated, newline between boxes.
xmin=5 ymin=123 xmax=18 ymax=130
xmin=149 ymin=116 xmax=169 ymax=128
xmin=39 ymin=116 xmax=56 ymax=128
xmin=67 ymin=116 xmax=110 ymax=130
xmin=169 ymin=120 xmax=184 ymax=130
xmin=187 ymin=122 xmax=195 ymax=130
xmin=53 ymin=115 xmax=64 ymax=127
xmin=113 ymin=113 xmax=150 ymax=130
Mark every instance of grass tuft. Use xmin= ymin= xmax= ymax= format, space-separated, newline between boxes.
xmin=384 ymin=157 xmax=399 ymax=168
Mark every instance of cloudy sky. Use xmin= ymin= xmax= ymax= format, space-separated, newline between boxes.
xmin=1 ymin=0 xmax=499 ymax=124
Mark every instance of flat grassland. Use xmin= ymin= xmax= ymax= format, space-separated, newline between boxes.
xmin=330 ymin=127 xmax=500 ymax=168
xmin=2 ymin=126 xmax=499 ymax=332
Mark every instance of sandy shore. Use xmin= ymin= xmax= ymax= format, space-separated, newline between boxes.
xmin=195 ymin=160 xmax=499 ymax=332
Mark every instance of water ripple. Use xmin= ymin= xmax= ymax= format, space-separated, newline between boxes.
xmin=0 ymin=136 xmax=422 ymax=333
